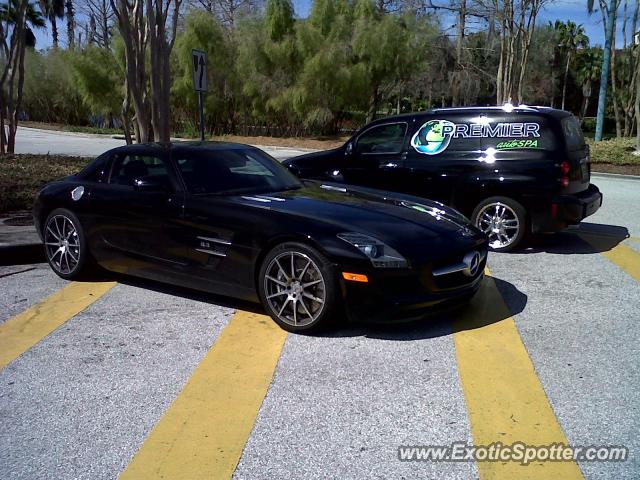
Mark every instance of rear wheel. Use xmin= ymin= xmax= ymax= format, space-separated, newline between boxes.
xmin=258 ymin=242 xmax=340 ymax=333
xmin=43 ymin=208 xmax=93 ymax=280
xmin=472 ymin=197 xmax=527 ymax=252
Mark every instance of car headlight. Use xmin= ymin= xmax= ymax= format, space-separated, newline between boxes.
xmin=337 ymin=232 xmax=408 ymax=268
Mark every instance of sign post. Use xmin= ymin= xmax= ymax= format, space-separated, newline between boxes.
xmin=192 ymin=49 xmax=208 ymax=141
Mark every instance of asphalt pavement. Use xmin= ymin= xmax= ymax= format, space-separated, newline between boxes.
xmin=0 ymin=130 xmax=638 ymax=479
xmin=13 ymin=126 xmax=311 ymax=160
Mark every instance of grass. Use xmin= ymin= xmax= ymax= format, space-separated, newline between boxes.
xmin=0 ymin=154 xmax=92 ymax=214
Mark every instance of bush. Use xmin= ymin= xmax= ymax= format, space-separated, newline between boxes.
xmin=586 ymin=137 xmax=639 ymax=165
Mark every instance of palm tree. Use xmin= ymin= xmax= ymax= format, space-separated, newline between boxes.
xmin=37 ymin=0 xmax=64 ymax=48
xmin=575 ymin=48 xmax=603 ymax=121
xmin=0 ymin=0 xmax=47 ymax=47
xmin=554 ymin=20 xmax=589 ymax=111
xmin=588 ymin=0 xmax=618 ymax=141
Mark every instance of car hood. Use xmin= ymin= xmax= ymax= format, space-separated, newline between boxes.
xmin=230 ymin=181 xmax=485 ymax=259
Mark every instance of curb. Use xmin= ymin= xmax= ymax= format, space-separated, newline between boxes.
xmin=591 ymin=172 xmax=640 ymax=181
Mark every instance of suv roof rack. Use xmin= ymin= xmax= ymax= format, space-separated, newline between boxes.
xmin=430 ymin=105 xmax=541 ymax=113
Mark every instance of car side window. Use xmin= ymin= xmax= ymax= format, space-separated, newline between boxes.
xmin=356 ymin=123 xmax=407 ymax=154
xmin=109 ymin=154 xmax=172 ymax=189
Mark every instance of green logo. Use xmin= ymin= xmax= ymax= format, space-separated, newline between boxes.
xmin=411 ymin=120 xmax=455 ymax=155
xmin=495 ymin=139 xmax=539 ymax=150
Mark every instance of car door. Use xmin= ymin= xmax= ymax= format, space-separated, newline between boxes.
xmin=403 ymin=114 xmax=482 ymax=205
xmin=89 ymin=148 xmax=186 ymax=270
xmin=341 ymin=121 xmax=410 ymax=191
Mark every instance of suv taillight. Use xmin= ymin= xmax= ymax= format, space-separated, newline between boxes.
xmin=560 ymin=161 xmax=570 ymax=187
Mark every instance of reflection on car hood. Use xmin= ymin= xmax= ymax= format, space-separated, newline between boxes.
xmin=232 ymin=181 xmax=483 ymax=247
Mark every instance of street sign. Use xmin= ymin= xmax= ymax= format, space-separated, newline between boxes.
xmin=192 ymin=49 xmax=208 ymax=92
xmin=192 ymin=49 xmax=207 ymax=141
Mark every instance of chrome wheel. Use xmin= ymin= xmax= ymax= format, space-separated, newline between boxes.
xmin=475 ymin=202 xmax=520 ymax=250
xmin=263 ymin=251 xmax=326 ymax=327
xmin=44 ymin=214 xmax=80 ymax=275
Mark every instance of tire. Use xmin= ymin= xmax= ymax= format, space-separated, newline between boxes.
xmin=258 ymin=242 xmax=341 ymax=333
xmin=471 ymin=196 xmax=527 ymax=252
xmin=43 ymin=208 xmax=94 ymax=280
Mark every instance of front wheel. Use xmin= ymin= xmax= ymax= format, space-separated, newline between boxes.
xmin=258 ymin=242 xmax=341 ymax=333
xmin=471 ymin=197 xmax=527 ymax=252
xmin=43 ymin=208 xmax=93 ymax=280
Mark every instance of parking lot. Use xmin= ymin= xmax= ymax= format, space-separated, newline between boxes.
xmin=1 ymin=171 xmax=638 ymax=479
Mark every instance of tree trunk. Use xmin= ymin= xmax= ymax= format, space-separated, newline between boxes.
xmin=595 ymin=0 xmax=618 ymax=142
xmin=66 ymin=0 xmax=76 ymax=50
xmin=561 ymin=51 xmax=571 ymax=111
xmin=636 ymin=42 xmax=640 ymax=152
xmin=367 ymin=85 xmax=380 ymax=123
xmin=49 ymin=17 xmax=59 ymax=48
xmin=580 ymin=81 xmax=592 ymax=120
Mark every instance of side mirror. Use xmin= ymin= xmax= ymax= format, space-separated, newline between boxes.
xmin=345 ymin=142 xmax=353 ymax=156
xmin=133 ymin=176 xmax=169 ymax=193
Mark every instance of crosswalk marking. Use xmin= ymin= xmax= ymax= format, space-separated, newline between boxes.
xmin=0 ymin=281 xmax=115 ymax=370
xmin=120 ymin=311 xmax=287 ymax=480
xmin=579 ymin=234 xmax=640 ymax=282
xmin=453 ymin=269 xmax=583 ymax=479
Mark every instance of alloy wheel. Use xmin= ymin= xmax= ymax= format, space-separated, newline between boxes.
xmin=263 ymin=251 xmax=326 ymax=327
xmin=475 ymin=202 xmax=520 ymax=250
xmin=44 ymin=214 xmax=80 ymax=275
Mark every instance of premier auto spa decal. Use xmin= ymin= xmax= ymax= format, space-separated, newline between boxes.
xmin=411 ymin=119 xmax=541 ymax=155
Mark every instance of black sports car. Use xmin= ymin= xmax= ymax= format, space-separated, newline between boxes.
xmin=34 ymin=142 xmax=488 ymax=332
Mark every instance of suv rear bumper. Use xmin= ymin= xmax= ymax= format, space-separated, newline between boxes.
xmin=532 ymin=184 xmax=603 ymax=233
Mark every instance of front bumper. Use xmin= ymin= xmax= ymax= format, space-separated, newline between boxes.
xmin=339 ymin=258 xmax=486 ymax=324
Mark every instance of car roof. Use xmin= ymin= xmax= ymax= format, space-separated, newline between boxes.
xmin=108 ymin=141 xmax=258 ymax=154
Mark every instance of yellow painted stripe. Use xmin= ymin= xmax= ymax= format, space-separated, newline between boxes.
xmin=120 ymin=311 xmax=287 ymax=480
xmin=0 ymin=281 xmax=116 ymax=370
xmin=579 ymin=234 xmax=640 ymax=282
xmin=454 ymin=269 xmax=583 ymax=479
xmin=601 ymin=242 xmax=640 ymax=282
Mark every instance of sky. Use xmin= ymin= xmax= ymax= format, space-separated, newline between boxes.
xmin=34 ymin=0 xmax=632 ymax=50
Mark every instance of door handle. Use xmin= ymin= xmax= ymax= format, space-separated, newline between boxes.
xmin=383 ymin=162 xmax=398 ymax=169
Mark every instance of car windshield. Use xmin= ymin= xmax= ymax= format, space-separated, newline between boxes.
xmin=175 ymin=148 xmax=302 ymax=195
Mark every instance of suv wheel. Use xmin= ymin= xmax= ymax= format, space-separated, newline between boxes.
xmin=472 ymin=197 xmax=527 ymax=252
xmin=258 ymin=242 xmax=340 ymax=333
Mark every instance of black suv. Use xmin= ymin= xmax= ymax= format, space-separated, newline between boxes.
xmin=283 ymin=106 xmax=603 ymax=251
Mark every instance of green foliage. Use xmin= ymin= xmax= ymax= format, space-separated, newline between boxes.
xmin=586 ymin=137 xmax=639 ymax=165
xmin=16 ymin=1 xmax=638 ymax=139
xmin=23 ymin=49 xmax=89 ymax=124
xmin=266 ymin=0 xmax=295 ymax=41
xmin=173 ymin=11 xmax=237 ymax=131
xmin=70 ymin=46 xmax=123 ymax=118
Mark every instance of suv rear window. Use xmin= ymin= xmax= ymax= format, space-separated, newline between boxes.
xmin=561 ymin=116 xmax=585 ymax=151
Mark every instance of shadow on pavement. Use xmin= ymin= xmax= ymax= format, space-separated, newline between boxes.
xmin=74 ymin=269 xmax=526 ymax=341
xmin=0 ymin=244 xmax=45 ymax=266
xmin=316 ymin=276 xmax=527 ymax=341
xmin=103 ymin=273 xmax=266 ymax=315
xmin=520 ymin=222 xmax=629 ymax=255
